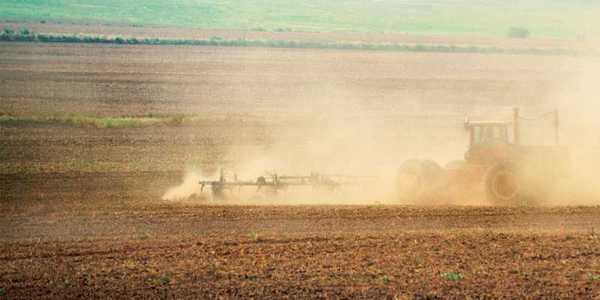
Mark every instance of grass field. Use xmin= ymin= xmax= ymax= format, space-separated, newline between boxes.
xmin=1 ymin=0 xmax=599 ymax=38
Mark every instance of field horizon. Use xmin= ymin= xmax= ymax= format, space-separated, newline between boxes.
xmin=1 ymin=0 xmax=600 ymax=39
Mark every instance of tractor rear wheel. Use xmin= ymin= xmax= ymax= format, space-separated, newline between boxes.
xmin=397 ymin=159 xmax=442 ymax=202
xmin=484 ymin=161 xmax=523 ymax=206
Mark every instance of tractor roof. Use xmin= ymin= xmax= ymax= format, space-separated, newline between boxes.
xmin=464 ymin=119 xmax=511 ymax=130
xmin=467 ymin=121 xmax=509 ymax=126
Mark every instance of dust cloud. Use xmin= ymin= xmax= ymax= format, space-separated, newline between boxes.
xmin=162 ymin=170 xmax=205 ymax=201
xmin=163 ymin=47 xmax=600 ymax=206
xmin=163 ymin=85 xmax=467 ymax=205
xmin=549 ymin=52 xmax=600 ymax=206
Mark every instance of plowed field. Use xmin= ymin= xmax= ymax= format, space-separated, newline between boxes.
xmin=1 ymin=41 xmax=599 ymax=298
xmin=3 ymin=203 xmax=600 ymax=298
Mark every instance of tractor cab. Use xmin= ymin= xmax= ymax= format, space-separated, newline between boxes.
xmin=463 ymin=108 xmax=561 ymax=167
xmin=463 ymin=119 xmax=515 ymax=164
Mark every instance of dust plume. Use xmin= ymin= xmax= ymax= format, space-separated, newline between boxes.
xmin=548 ymin=51 xmax=600 ymax=206
xmin=162 ymin=170 xmax=205 ymax=201
xmin=184 ymin=84 xmax=469 ymax=205
xmin=161 ymin=47 xmax=600 ymax=206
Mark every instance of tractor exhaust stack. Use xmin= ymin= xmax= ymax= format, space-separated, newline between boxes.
xmin=513 ymin=107 xmax=520 ymax=145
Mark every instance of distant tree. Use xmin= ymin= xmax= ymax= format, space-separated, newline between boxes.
xmin=3 ymin=27 xmax=14 ymax=35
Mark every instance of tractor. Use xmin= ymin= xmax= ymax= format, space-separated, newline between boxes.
xmin=397 ymin=108 xmax=568 ymax=206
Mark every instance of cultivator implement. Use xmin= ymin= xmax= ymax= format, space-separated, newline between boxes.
xmin=200 ymin=169 xmax=374 ymax=200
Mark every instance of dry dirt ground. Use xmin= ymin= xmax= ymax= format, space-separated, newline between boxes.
xmin=0 ymin=42 xmax=577 ymax=118
xmin=2 ymin=42 xmax=600 ymax=298
xmin=2 ymin=201 xmax=600 ymax=298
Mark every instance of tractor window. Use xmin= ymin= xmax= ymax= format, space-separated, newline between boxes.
xmin=472 ymin=125 xmax=508 ymax=145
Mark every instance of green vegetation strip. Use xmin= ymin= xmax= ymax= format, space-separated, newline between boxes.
xmin=0 ymin=114 xmax=187 ymax=128
xmin=0 ymin=28 xmax=574 ymax=56
xmin=0 ymin=113 xmax=269 ymax=128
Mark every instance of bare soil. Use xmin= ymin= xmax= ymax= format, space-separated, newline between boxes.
xmin=0 ymin=42 xmax=575 ymax=118
xmin=2 ymin=202 xmax=600 ymax=298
